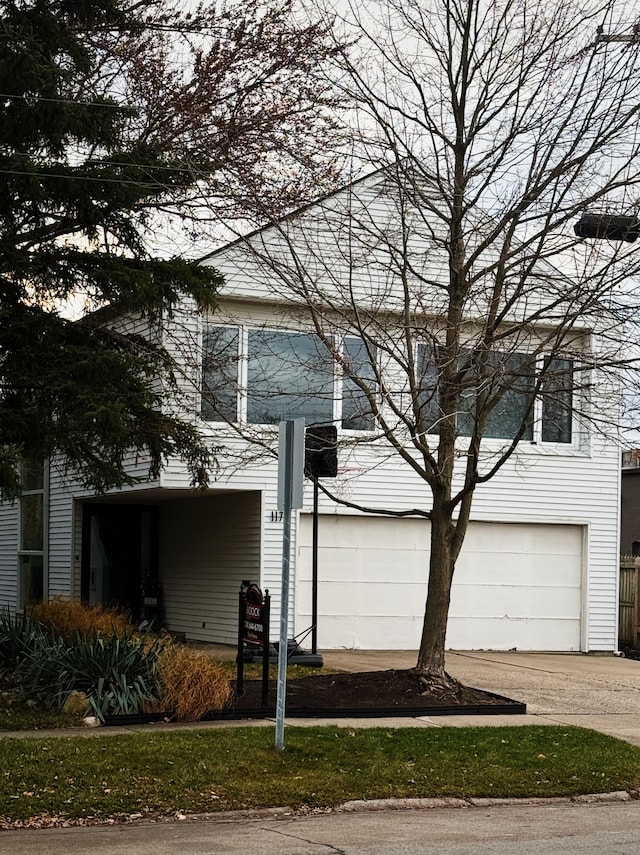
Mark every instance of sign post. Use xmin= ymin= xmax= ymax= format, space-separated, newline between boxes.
xmin=275 ymin=418 xmax=305 ymax=751
xmin=236 ymin=581 xmax=271 ymax=706
xmin=304 ymin=425 xmax=338 ymax=654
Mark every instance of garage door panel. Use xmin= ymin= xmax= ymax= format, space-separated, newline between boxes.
xmin=524 ymin=561 xmax=582 ymax=586
xmin=454 ymin=556 xmax=535 ymax=586
xmin=454 ymin=564 xmax=582 ymax=588
xmin=446 ymin=616 xmax=581 ymax=651
xmin=451 ymin=584 xmax=581 ymax=620
xmin=317 ymin=516 xmax=428 ymax=550
xmin=519 ymin=586 xmax=582 ymax=617
xmin=298 ymin=579 xmax=426 ymax=619
xmin=296 ymin=515 xmax=583 ymax=651
xmin=319 ymin=615 xmax=423 ymax=650
xmin=357 ymin=581 xmax=425 ymax=616
xmin=298 ymin=545 xmax=426 ymax=584
xmin=456 ymin=553 xmax=581 ymax=589
xmin=463 ymin=522 xmax=582 ymax=555
xmin=450 ymin=585 xmax=531 ymax=618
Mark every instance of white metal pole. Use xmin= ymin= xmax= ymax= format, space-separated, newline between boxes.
xmin=275 ymin=510 xmax=291 ymax=750
xmin=275 ymin=420 xmax=294 ymax=751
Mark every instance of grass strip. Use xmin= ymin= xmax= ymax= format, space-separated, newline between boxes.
xmin=0 ymin=704 xmax=81 ymax=731
xmin=1 ymin=725 xmax=639 ymax=822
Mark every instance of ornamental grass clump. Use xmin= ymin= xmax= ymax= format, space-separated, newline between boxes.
xmin=158 ymin=645 xmax=232 ymax=722
xmin=28 ymin=598 xmax=133 ymax=642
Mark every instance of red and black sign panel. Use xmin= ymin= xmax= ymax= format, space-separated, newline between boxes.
xmin=237 ymin=581 xmax=270 ymax=705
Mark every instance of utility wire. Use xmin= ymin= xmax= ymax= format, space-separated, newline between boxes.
xmin=2 ymin=151 xmax=215 ymax=177
xmin=0 ymin=166 xmax=195 ymax=189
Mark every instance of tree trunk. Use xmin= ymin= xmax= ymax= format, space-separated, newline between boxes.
xmin=416 ymin=510 xmax=456 ymax=682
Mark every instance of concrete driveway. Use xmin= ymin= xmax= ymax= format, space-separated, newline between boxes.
xmin=319 ymin=649 xmax=640 ymax=746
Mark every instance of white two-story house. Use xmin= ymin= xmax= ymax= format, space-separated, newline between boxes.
xmin=0 ymin=171 xmax=622 ymax=652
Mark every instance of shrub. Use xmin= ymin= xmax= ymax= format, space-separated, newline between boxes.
xmin=28 ymin=598 xmax=133 ymax=642
xmin=158 ymin=645 xmax=232 ymax=722
xmin=14 ymin=632 xmax=165 ymax=722
xmin=0 ymin=608 xmax=46 ymax=685
xmin=2 ymin=605 xmax=231 ymax=724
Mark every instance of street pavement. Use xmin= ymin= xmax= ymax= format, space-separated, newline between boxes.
xmin=2 ymin=799 xmax=640 ymax=854
xmin=2 ymin=650 xmax=640 ymax=853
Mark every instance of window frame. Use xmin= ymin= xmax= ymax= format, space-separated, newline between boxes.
xmin=200 ymin=323 xmax=378 ymax=432
xmin=416 ymin=343 xmax=577 ymax=447
xmin=17 ymin=460 xmax=48 ymax=610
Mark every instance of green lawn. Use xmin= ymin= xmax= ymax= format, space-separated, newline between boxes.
xmin=0 ymin=699 xmax=81 ymax=732
xmin=1 ymin=725 xmax=639 ymax=824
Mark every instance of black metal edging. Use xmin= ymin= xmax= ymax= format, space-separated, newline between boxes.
xmin=210 ymin=702 xmax=526 ymax=720
xmin=103 ymin=712 xmax=168 ymax=726
xmin=102 ymin=688 xmax=525 ymax=726
xmin=103 ymin=699 xmax=525 ymax=726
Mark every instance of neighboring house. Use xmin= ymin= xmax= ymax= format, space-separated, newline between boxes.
xmin=621 ymin=450 xmax=640 ymax=555
xmin=0 ymin=173 xmax=622 ymax=652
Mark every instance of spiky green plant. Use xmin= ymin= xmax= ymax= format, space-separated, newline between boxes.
xmin=14 ymin=632 xmax=164 ymax=721
xmin=0 ymin=607 xmax=46 ymax=684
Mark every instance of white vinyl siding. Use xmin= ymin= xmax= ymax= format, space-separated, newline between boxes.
xmin=159 ymin=491 xmax=262 ymax=644
xmin=47 ymin=466 xmax=75 ymax=598
xmin=0 ymin=502 xmax=18 ymax=607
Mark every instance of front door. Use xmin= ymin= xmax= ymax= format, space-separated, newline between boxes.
xmin=81 ymin=504 xmax=158 ymax=621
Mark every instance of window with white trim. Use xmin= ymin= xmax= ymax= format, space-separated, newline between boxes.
xmin=201 ymin=326 xmax=239 ymax=422
xmin=341 ymin=336 xmax=377 ymax=431
xmin=541 ymin=357 xmax=573 ymax=444
xmin=19 ymin=461 xmax=46 ymax=609
xmin=201 ymin=326 xmax=376 ymax=430
xmin=247 ymin=329 xmax=334 ymax=425
xmin=416 ymin=344 xmax=574 ymax=444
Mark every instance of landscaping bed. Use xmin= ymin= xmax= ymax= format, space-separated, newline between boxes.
xmin=225 ymin=668 xmax=526 ymax=718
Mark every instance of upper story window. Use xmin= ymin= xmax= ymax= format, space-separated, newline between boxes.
xmin=247 ymin=330 xmax=334 ymax=425
xmin=201 ymin=325 xmax=376 ymax=431
xmin=201 ymin=326 xmax=239 ymax=423
xmin=341 ymin=336 xmax=376 ymax=431
xmin=416 ymin=344 xmax=574 ymax=444
xmin=457 ymin=351 xmax=535 ymax=441
xmin=541 ymin=357 xmax=573 ymax=444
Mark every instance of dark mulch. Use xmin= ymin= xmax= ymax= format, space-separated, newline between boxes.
xmin=226 ymin=668 xmax=525 ymax=718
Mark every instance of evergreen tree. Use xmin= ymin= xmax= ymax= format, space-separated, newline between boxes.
xmin=0 ymin=0 xmax=341 ymax=498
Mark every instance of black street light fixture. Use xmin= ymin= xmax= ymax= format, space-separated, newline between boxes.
xmin=574 ymin=212 xmax=640 ymax=242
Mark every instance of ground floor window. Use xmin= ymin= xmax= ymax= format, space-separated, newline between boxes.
xmin=18 ymin=460 xmax=46 ymax=609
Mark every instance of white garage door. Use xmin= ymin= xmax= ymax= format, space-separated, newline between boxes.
xmin=296 ymin=515 xmax=583 ymax=651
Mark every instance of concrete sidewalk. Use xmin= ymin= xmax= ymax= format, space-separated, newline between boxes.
xmin=2 ymin=649 xmax=640 ymax=746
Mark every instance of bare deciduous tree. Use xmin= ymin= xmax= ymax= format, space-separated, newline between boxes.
xmin=196 ymin=0 xmax=640 ymax=684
